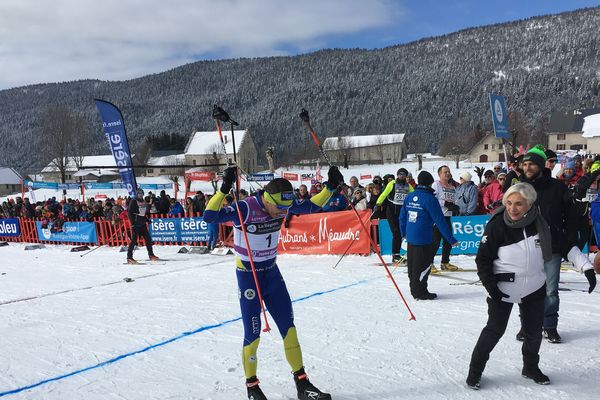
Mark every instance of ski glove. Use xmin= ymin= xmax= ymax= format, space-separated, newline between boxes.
xmin=484 ymin=284 xmax=509 ymax=301
xmin=220 ymin=167 xmax=237 ymax=194
xmin=326 ymin=166 xmax=344 ymax=190
xmin=585 ymin=269 xmax=596 ymax=293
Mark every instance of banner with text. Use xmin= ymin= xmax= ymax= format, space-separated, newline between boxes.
xmin=35 ymin=221 xmax=98 ymax=243
xmin=278 ymin=209 xmax=371 ymax=255
xmin=95 ymin=99 xmax=138 ymax=197
xmin=0 ymin=218 xmax=21 ymax=237
xmin=379 ymin=214 xmax=491 ymax=255
xmin=282 ymin=172 xmax=299 ymax=181
xmin=149 ymin=217 xmax=210 ymax=242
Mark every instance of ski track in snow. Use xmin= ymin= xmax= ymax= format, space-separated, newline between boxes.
xmin=0 ymin=246 xmax=598 ymax=399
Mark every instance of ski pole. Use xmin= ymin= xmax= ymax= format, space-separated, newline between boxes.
xmin=332 ymin=207 xmax=377 ymax=269
xmin=213 ymin=107 xmax=271 ymax=332
xmin=80 ymin=223 xmax=125 ymax=257
xmin=299 ymin=108 xmax=416 ymax=321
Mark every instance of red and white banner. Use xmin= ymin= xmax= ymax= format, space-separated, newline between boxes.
xmin=187 ymin=171 xmax=214 ymax=181
xmin=278 ymin=210 xmax=371 ymax=255
xmin=283 ymin=172 xmax=299 ymax=181
xmin=360 ymin=174 xmax=372 ymax=180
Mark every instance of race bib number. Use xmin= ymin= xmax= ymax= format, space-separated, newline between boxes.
xmin=442 ymin=188 xmax=455 ymax=202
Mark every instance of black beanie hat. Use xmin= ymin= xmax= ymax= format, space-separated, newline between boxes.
xmin=397 ymin=168 xmax=409 ymax=176
xmin=265 ymin=178 xmax=293 ymax=194
xmin=417 ymin=171 xmax=434 ymax=186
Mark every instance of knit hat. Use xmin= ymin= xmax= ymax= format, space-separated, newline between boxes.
xmin=544 ymin=149 xmax=558 ymax=162
xmin=484 ymin=170 xmax=495 ymax=178
xmin=459 ymin=171 xmax=472 ymax=182
xmin=523 ymin=145 xmax=547 ymax=170
xmin=417 ymin=171 xmax=434 ymax=186
xmin=264 ymin=178 xmax=295 ymax=208
xmin=397 ymin=168 xmax=408 ymax=176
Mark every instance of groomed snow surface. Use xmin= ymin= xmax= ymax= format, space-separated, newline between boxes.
xmin=0 ymin=245 xmax=598 ymax=399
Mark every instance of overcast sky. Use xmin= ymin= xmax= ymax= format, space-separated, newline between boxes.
xmin=1 ymin=0 xmax=598 ymax=90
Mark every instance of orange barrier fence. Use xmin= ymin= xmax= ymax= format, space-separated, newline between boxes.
xmin=1 ymin=211 xmax=382 ymax=255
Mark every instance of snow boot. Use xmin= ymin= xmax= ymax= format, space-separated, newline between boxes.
xmin=515 ymin=328 xmax=525 ymax=342
xmin=522 ymin=366 xmax=550 ymax=385
xmin=246 ymin=377 xmax=267 ymax=400
xmin=293 ymin=368 xmax=331 ymax=400
xmin=543 ymin=328 xmax=562 ymax=343
xmin=440 ymin=262 xmax=460 ymax=271
xmin=414 ymin=292 xmax=437 ymax=301
xmin=465 ymin=369 xmax=481 ymax=390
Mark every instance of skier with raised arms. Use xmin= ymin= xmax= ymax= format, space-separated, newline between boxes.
xmin=203 ymin=165 xmax=344 ymax=400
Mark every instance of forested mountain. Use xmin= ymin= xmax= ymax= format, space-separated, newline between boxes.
xmin=1 ymin=7 xmax=599 ymax=173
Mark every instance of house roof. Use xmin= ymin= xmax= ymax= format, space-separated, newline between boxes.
xmin=581 ymin=113 xmax=600 ymax=138
xmin=41 ymin=155 xmax=128 ymax=173
xmin=185 ymin=130 xmax=247 ymax=156
xmin=147 ymin=153 xmax=186 ymax=167
xmin=548 ymin=108 xmax=600 ymax=133
xmin=322 ymin=134 xmax=405 ymax=150
xmin=0 ymin=167 xmax=22 ymax=184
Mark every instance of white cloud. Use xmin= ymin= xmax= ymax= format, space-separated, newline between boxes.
xmin=0 ymin=0 xmax=403 ymax=89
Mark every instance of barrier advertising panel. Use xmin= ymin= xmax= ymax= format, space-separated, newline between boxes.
xmin=35 ymin=221 xmax=98 ymax=243
xmin=149 ymin=217 xmax=210 ymax=242
xmin=278 ymin=209 xmax=371 ymax=255
xmin=378 ymin=215 xmax=491 ymax=255
xmin=0 ymin=218 xmax=21 ymax=237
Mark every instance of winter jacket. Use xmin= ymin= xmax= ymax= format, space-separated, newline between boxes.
xmin=454 ymin=181 xmax=479 ymax=215
xmin=168 ymin=202 xmax=185 ymax=217
xmin=475 ymin=212 xmax=546 ymax=303
xmin=502 ymin=168 xmax=522 ymax=192
xmin=519 ymin=168 xmax=577 ymax=254
xmin=322 ymin=191 xmax=348 ymax=212
xmin=399 ymin=186 xmax=458 ymax=246
xmin=128 ymin=199 xmax=150 ymax=228
xmin=482 ymin=179 xmax=503 ymax=213
xmin=431 ymin=180 xmax=458 ymax=217
xmin=377 ymin=179 xmax=414 ymax=206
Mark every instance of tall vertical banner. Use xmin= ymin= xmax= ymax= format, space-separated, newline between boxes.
xmin=94 ymin=99 xmax=138 ymax=197
xmin=489 ymin=94 xmax=509 ymax=139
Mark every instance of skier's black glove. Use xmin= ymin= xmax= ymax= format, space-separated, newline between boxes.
xmin=220 ymin=167 xmax=237 ymax=194
xmin=585 ymin=269 xmax=596 ymax=293
xmin=326 ymin=166 xmax=344 ymax=190
xmin=484 ymin=284 xmax=509 ymax=301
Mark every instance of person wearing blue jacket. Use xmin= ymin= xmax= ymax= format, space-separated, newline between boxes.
xmin=400 ymin=171 xmax=458 ymax=300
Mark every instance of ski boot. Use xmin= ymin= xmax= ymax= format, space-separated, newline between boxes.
xmin=543 ymin=328 xmax=562 ymax=344
xmin=246 ymin=377 xmax=268 ymax=400
xmin=522 ymin=366 xmax=550 ymax=385
xmin=414 ymin=292 xmax=437 ymax=301
xmin=515 ymin=328 xmax=525 ymax=342
xmin=465 ymin=369 xmax=481 ymax=390
xmin=429 ymin=263 xmax=439 ymax=274
xmin=440 ymin=262 xmax=460 ymax=271
xmin=127 ymin=258 xmax=139 ymax=265
xmin=149 ymin=255 xmax=161 ymax=262
xmin=293 ymin=368 xmax=331 ymax=400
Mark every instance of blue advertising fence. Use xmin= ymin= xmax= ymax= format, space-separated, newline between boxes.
xmin=35 ymin=221 xmax=98 ymax=243
xmin=0 ymin=218 xmax=21 ymax=237
xmin=149 ymin=217 xmax=210 ymax=242
xmin=378 ymin=215 xmax=491 ymax=256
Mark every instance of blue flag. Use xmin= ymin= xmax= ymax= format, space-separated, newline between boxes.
xmin=94 ymin=99 xmax=138 ymax=197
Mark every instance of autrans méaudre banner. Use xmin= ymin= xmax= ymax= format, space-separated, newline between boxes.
xmin=278 ymin=210 xmax=371 ymax=255
xmin=0 ymin=218 xmax=20 ymax=237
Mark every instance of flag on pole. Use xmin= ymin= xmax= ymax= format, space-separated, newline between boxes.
xmin=94 ymin=99 xmax=137 ymax=197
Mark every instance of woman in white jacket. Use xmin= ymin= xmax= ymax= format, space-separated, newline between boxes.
xmin=466 ymin=183 xmax=596 ymax=390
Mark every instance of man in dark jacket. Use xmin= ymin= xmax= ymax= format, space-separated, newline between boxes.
xmin=127 ymin=188 xmax=159 ymax=264
xmin=400 ymin=171 xmax=458 ymax=300
xmin=518 ymin=145 xmax=577 ymax=343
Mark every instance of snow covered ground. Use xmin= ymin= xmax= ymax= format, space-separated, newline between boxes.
xmin=0 ymin=244 xmax=598 ymax=399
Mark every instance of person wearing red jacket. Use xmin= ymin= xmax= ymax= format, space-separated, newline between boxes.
xmin=482 ymin=170 xmax=503 ymax=213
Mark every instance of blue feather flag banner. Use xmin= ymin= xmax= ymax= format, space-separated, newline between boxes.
xmin=94 ymin=99 xmax=138 ymax=197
